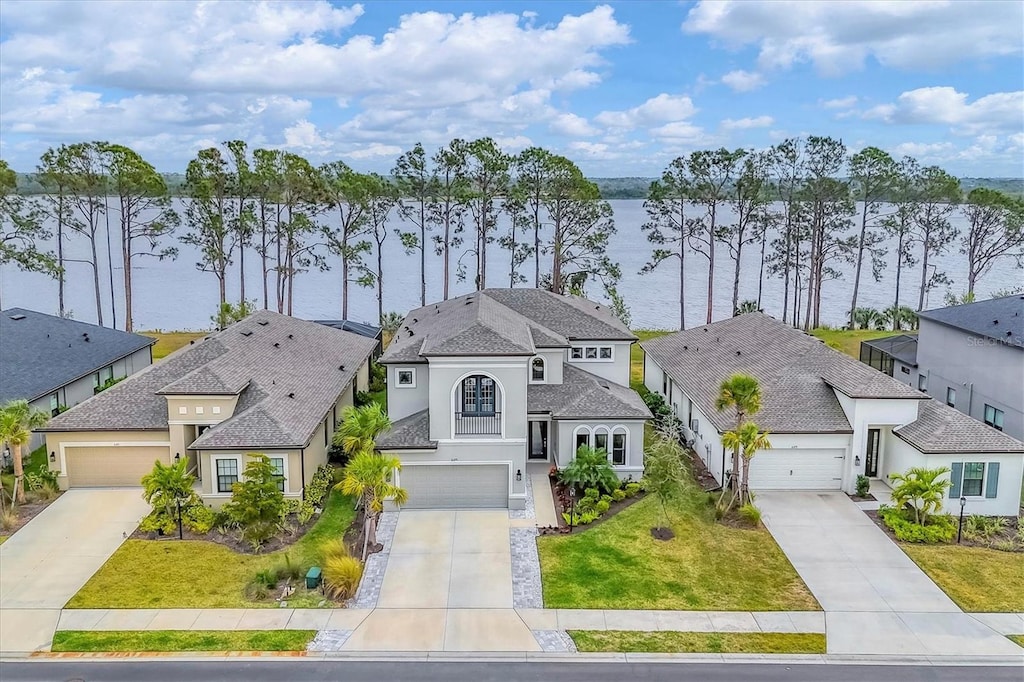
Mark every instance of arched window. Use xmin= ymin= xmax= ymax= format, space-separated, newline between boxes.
xmin=461 ymin=375 xmax=497 ymax=415
xmin=611 ymin=426 xmax=628 ymax=466
xmin=593 ymin=426 xmax=610 ymax=454
xmin=531 ymin=356 xmax=546 ymax=382
xmin=573 ymin=425 xmax=592 ymax=454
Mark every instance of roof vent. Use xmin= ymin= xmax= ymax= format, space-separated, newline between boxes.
xmin=993 ymin=319 xmax=999 ymax=325
xmin=339 ymin=364 xmax=346 ymax=371
xmin=190 ymin=340 xmax=196 ymax=345
xmin=287 ymin=334 xmax=294 ymax=339
xmin=83 ymin=334 xmax=90 ymax=342
xmin=683 ymin=345 xmax=688 ymax=350
xmin=9 ymin=314 xmax=25 ymax=320
xmin=288 ymin=392 xmax=295 ymax=399
xmin=258 ymin=320 xmax=269 ymax=326
xmin=703 ymin=328 xmax=708 ymax=332
xmin=736 ymin=350 xmax=741 ymax=356
xmin=1007 ymin=331 xmax=1013 ymax=337
xmin=407 ymin=329 xmax=414 ymax=337
xmin=412 ymin=318 xmax=418 ymax=324
xmin=273 ymin=342 xmax=280 ymax=348
xmin=241 ymin=330 xmax=253 ymax=337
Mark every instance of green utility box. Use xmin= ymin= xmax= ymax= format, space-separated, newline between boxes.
xmin=305 ymin=566 xmax=322 ymax=589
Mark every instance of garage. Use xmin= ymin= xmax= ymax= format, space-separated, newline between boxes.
xmin=399 ymin=463 xmax=509 ymax=509
xmin=747 ymin=448 xmax=845 ymax=490
xmin=64 ymin=445 xmax=170 ymax=487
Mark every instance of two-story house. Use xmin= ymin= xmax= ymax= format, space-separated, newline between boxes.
xmin=1 ymin=308 xmax=155 ymax=449
xmin=376 ymin=288 xmax=651 ymax=510
xmin=39 ymin=311 xmax=375 ymax=505
xmin=643 ymin=313 xmax=1024 ymax=516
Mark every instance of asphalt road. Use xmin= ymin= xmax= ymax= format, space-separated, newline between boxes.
xmin=2 ymin=661 xmax=1023 ymax=682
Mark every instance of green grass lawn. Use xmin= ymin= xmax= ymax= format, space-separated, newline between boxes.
xmin=900 ymin=544 xmax=1024 ymax=612
xmin=140 ymin=331 xmax=208 ymax=360
xmin=67 ymin=490 xmax=356 ymax=609
xmin=569 ymin=630 xmax=826 ymax=654
xmin=51 ymin=630 xmax=315 ymax=652
xmin=538 ymin=491 xmax=819 ymax=611
xmin=1008 ymin=635 xmax=1024 ymax=647
xmin=808 ymin=327 xmax=903 ymax=358
xmin=631 ymin=329 xmax=670 ymax=391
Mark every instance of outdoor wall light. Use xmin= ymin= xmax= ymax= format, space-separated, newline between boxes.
xmin=174 ymin=452 xmax=181 ymax=463
xmin=515 ymin=469 xmax=522 ymax=482
xmin=855 ymin=455 xmax=861 ymax=466
xmin=49 ymin=451 xmax=56 ymax=463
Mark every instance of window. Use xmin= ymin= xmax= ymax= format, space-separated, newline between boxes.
xmin=216 ymin=459 xmax=239 ymax=493
xmin=574 ymin=429 xmax=590 ymax=452
xmin=918 ymin=374 xmax=927 ymax=392
xmin=690 ymin=418 xmax=699 ymax=436
xmin=531 ymin=357 xmax=546 ymax=382
xmin=461 ymin=375 xmax=496 ymax=415
xmin=269 ymin=457 xmax=285 ymax=492
xmin=571 ymin=348 xmax=583 ymax=359
xmin=946 ymin=387 xmax=956 ymax=407
xmin=599 ymin=347 xmax=612 ymax=359
xmin=661 ymin=372 xmax=668 ymax=396
xmin=984 ymin=405 xmax=1004 ymax=431
xmin=395 ymin=368 xmax=416 ymax=388
xmin=611 ymin=430 xmax=627 ymax=466
xmin=324 ymin=418 xmax=329 ymax=447
xmin=212 ymin=406 xmax=221 ymax=415
xmin=585 ymin=347 xmax=598 ymax=359
xmin=571 ymin=345 xmax=614 ymax=362
xmin=49 ymin=393 xmax=59 ymax=417
xmin=594 ymin=428 xmax=609 ymax=453
xmin=101 ymin=366 xmax=113 ymax=383
xmin=962 ymin=462 xmax=984 ymax=497
xmin=195 ymin=406 xmax=204 ymax=415
xmin=900 ymin=365 xmax=910 ymax=375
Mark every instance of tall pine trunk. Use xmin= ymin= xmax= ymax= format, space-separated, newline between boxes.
xmin=419 ymin=203 xmax=427 ymax=306
xmin=533 ymin=205 xmax=541 ymax=288
xmin=341 ymin=231 xmax=350 ymax=320
xmin=849 ymin=204 xmax=869 ymax=329
xmin=731 ymin=240 xmax=743 ymax=317
xmin=442 ymin=216 xmax=451 ymax=300
xmin=57 ymin=196 xmax=66 ymax=318
xmin=479 ymin=206 xmax=488 ymax=289
xmin=376 ymin=244 xmax=384 ymax=324
xmin=105 ymin=201 xmax=117 ymax=329
xmin=90 ymin=238 xmax=103 ymax=326
xmin=893 ymin=228 xmax=905 ymax=331
xmin=678 ymin=246 xmax=686 ymax=331
xmin=918 ymin=232 xmax=930 ymax=311
xmin=756 ymin=227 xmax=767 ymax=309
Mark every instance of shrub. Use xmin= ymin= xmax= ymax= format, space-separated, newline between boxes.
xmin=184 ymin=504 xmax=216 ymax=534
xmin=738 ymin=502 xmax=762 ymax=527
xmin=594 ymin=499 xmax=610 ymax=515
xmin=578 ymin=510 xmax=600 ymax=525
xmin=305 ymin=465 xmax=334 ymax=508
xmin=583 ymin=488 xmax=600 ymax=503
xmin=141 ymin=458 xmax=201 ymax=534
xmin=320 ymin=540 xmax=350 ymax=564
xmin=323 ymin=555 xmax=363 ymax=600
xmin=354 ymin=391 xmax=375 ymax=408
xmin=575 ymin=496 xmax=595 ymax=513
xmin=253 ymin=568 xmax=279 ymax=590
xmin=222 ymin=454 xmax=287 ymax=550
xmin=855 ymin=475 xmax=870 ymax=498
xmin=298 ymin=502 xmax=316 ymax=525
xmin=624 ymin=482 xmax=642 ymax=498
xmin=273 ymin=554 xmax=303 ymax=582
xmin=879 ymin=506 xmax=956 ymax=543
xmin=600 ymin=494 xmax=613 ymax=505
xmin=559 ymin=446 xmax=620 ymax=494
xmin=611 ymin=489 xmax=626 ymax=502
xmin=282 ymin=498 xmax=302 ymax=516
xmin=243 ymin=579 xmax=270 ymax=601
xmin=25 ymin=468 xmax=59 ymax=491
xmin=368 ymin=362 xmax=386 ymax=393
xmin=963 ymin=514 xmax=1006 ymax=542
xmin=139 ymin=511 xmax=177 ymax=535
xmin=0 ymin=509 xmax=18 ymax=531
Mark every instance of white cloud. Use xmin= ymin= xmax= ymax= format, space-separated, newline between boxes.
xmin=595 ymin=94 xmax=697 ymax=129
xmin=862 ymin=86 xmax=1023 ymax=134
xmin=649 ymin=121 xmax=704 ymax=143
xmin=821 ymin=96 xmax=858 ymax=109
xmin=347 ymin=143 xmax=404 ymax=160
xmin=550 ymin=113 xmax=599 ymax=137
xmin=721 ymin=115 xmax=774 ymax=130
xmin=720 ymin=69 xmax=765 ymax=92
xmin=684 ymin=0 xmax=1023 ymax=75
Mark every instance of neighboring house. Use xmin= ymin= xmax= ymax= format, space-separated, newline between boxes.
xmin=38 ymin=311 xmax=375 ymax=506
xmin=643 ymin=313 xmax=1024 ymax=516
xmin=0 ymin=307 xmax=154 ymax=449
xmin=859 ymin=333 xmax=919 ymax=387
xmin=913 ymin=295 xmax=1024 ymax=442
xmin=313 ymin=319 xmax=383 ymax=358
xmin=376 ymin=288 xmax=651 ymax=510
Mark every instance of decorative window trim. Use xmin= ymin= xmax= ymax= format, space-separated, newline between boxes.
xmin=195 ymin=406 xmax=204 ymax=415
xmin=961 ymin=461 xmax=985 ymax=498
xmin=178 ymin=406 xmax=188 ymax=415
xmin=530 ymin=356 xmax=546 ymax=383
xmin=449 ymin=371 xmax=505 ymax=439
xmin=395 ymin=368 xmax=417 ymax=388
xmin=212 ymin=406 xmax=221 ymax=415
xmin=572 ymin=424 xmax=629 ymax=467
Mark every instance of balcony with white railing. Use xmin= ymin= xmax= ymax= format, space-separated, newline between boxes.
xmin=454 ymin=411 xmax=502 ymax=436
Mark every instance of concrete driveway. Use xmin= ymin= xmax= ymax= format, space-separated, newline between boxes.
xmin=757 ymin=492 xmax=1020 ymax=656
xmin=344 ymin=510 xmax=539 ymax=652
xmin=0 ymin=488 xmax=148 ymax=652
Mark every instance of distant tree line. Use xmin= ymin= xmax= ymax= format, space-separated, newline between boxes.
xmin=2 ymin=138 xmax=1022 ymax=335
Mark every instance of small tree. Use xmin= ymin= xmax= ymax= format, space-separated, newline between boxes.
xmin=715 ymin=373 xmax=762 ymax=506
xmin=333 ymin=403 xmax=392 ymax=459
xmin=141 ymin=458 xmax=199 ymax=528
xmin=0 ymin=399 xmax=50 ymax=505
xmin=888 ymin=466 xmax=952 ymax=526
xmin=211 ymin=299 xmax=256 ymax=330
xmin=337 ymin=452 xmax=407 ymax=559
xmin=558 ymin=445 xmax=620 ymax=494
xmin=643 ymin=422 xmax=688 ymax=532
xmin=723 ymin=421 xmax=772 ymax=506
xmin=222 ymin=454 xmax=287 ymax=550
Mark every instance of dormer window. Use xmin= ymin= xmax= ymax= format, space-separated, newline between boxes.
xmin=531 ymin=356 xmax=546 ymax=383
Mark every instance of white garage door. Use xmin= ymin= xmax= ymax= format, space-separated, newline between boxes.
xmin=400 ymin=464 xmax=509 ymax=509
xmin=747 ymin=449 xmax=845 ymax=490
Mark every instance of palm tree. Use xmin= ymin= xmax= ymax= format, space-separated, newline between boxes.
xmin=734 ymin=300 xmax=760 ymax=316
xmin=723 ymin=421 xmax=772 ymax=506
xmin=881 ymin=304 xmax=918 ymax=331
xmin=715 ymin=373 xmax=762 ymax=505
xmin=850 ymin=307 xmax=881 ymax=330
xmin=0 ymin=400 xmax=50 ymax=505
xmin=337 ymin=451 xmax=408 ymax=559
xmin=888 ymin=466 xmax=952 ymax=525
xmin=333 ymin=403 xmax=391 ymax=459
xmin=141 ymin=458 xmax=197 ymax=523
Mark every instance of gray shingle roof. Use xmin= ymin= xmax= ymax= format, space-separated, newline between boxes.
xmin=894 ymin=399 xmax=1024 ymax=454
xmin=642 ymin=313 xmax=927 ymax=434
xmin=917 ymin=295 xmax=1024 ymax=349
xmin=380 ymin=288 xmax=633 ymax=364
xmin=0 ymin=307 xmax=155 ymax=403
xmin=42 ymin=311 xmax=378 ymax=450
xmin=375 ymin=409 xmax=436 ymax=450
xmin=528 ymin=365 xmax=652 ymax=420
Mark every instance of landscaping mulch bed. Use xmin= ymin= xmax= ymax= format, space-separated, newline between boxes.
xmin=847 ymin=492 xmax=876 ymax=502
xmin=865 ymin=508 xmax=1023 ymax=552
xmin=343 ymin=506 xmax=382 ymax=558
xmin=133 ymin=510 xmax=323 ymax=554
xmin=537 ymin=475 xmax=648 ymax=536
xmin=0 ymin=491 xmax=63 ymax=536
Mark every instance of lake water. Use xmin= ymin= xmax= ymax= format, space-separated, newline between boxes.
xmin=1 ymin=199 xmax=1021 ymax=331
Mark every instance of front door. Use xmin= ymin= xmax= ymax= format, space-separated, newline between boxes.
xmin=864 ymin=428 xmax=880 ymax=477
xmin=528 ymin=421 xmax=548 ymax=460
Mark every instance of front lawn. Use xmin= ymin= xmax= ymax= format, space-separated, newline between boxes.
xmin=538 ymin=492 xmax=819 ymax=611
xmin=51 ymin=630 xmax=315 ymax=652
xmin=1008 ymin=635 xmax=1024 ymax=647
xmin=900 ymin=544 xmax=1024 ymax=612
xmin=569 ymin=630 xmax=826 ymax=654
xmin=67 ymin=490 xmax=356 ymax=609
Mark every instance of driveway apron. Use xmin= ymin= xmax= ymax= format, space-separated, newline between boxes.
xmin=344 ymin=510 xmax=539 ymax=651
xmin=756 ymin=491 xmax=1020 ymax=656
xmin=0 ymin=488 xmax=148 ymax=652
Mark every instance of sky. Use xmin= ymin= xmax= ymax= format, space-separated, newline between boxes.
xmin=1 ymin=0 xmax=1022 ymax=176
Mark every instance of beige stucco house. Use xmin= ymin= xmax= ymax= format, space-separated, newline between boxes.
xmin=39 ymin=311 xmax=375 ymax=506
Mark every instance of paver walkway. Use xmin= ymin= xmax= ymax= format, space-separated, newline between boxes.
xmin=756 ymin=491 xmax=1022 ymax=657
xmin=0 ymin=488 xmax=149 ymax=653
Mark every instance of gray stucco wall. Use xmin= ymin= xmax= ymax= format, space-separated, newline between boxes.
xmin=916 ymin=319 xmax=1024 ymax=440
xmin=566 ymin=341 xmax=632 ymax=386
xmin=427 ymin=357 xmax=529 ymax=441
xmin=553 ymin=419 xmax=645 ymax=480
xmin=387 ymin=364 xmax=429 ymax=422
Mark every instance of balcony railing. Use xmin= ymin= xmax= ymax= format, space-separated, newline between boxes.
xmin=454 ymin=411 xmax=501 ymax=436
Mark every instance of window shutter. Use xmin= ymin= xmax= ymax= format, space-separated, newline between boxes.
xmin=948 ymin=462 xmax=963 ymax=498
xmin=985 ymin=462 xmax=1000 ymax=499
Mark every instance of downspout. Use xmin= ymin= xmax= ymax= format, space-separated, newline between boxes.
xmin=721 ymin=445 xmax=727 ymax=489
xmin=300 ymin=447 xmax=306 ymax=501
xmin=967 ymin=382 xmax=974 ymax=418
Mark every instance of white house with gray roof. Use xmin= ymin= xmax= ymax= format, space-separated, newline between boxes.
xmin=376 ymin=288 xmax=651 ymax=510
xmin=38 ymin=311 xmax=375 ymax=506
xmin=643 ymin=313 xmax=1024 ymax=516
